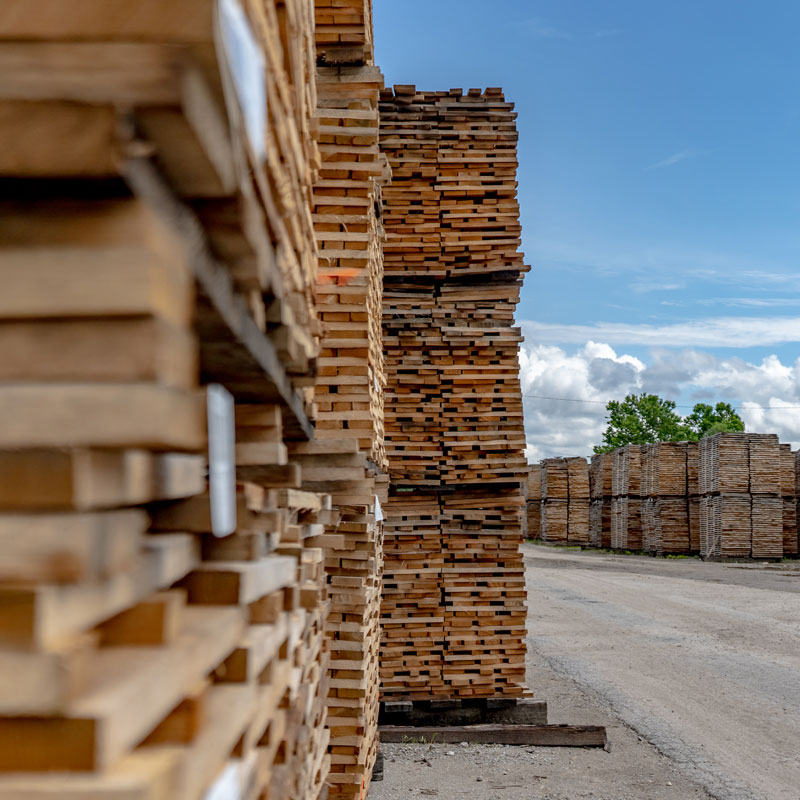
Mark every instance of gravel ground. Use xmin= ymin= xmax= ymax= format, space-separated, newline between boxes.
xmin=371 ymin=545 xmax=800 ymax=800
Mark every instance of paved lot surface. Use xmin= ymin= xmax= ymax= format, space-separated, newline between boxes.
xmin=372 ymin=545 xmax=800 ymax=799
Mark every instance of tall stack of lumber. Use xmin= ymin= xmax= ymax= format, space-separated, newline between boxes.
xmin=0 ymin=1 xmax=390 ymax=797
xmin=527 ymin=465 xmax=542 ymax=540
xmin=780 ymin=444 xmax=797 ymax=556
xmin=699 ymin=433 xmax=783 ymax=559
xmin=640 ymin=442 xmax=699 ymax=555
xmin=589 ymin=453 xmax=613 ymax=548
xmin=610 ymin=446 xmax=642 ymax=550
xmin=538 ymin=458 xmax=589 ymax=543
xmin=309 ymin=4 xmax=387 ymax=795
xmin=379 ymin=86 xmax=529 ymax=702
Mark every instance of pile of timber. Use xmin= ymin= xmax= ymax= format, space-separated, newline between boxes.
xmin=310 ymin=6 xmax=389 ymax=796
xmin=527 ymin=465 xmax=542 ymax=540
xmin=610 ymin=446 xmax=642 ymax=550
xmin=379 ymin=86 xmax=529 ymax=701
xmin=0 ymin=1 xmax=390 ymax=798
xmin=538 ymin=458 xmax=590 ymax=544
xmin=640 ymin=442 xmax=699 ymax=555
xmin=589 ymin=453 xmax=613 ymax=548
xmin=699 ymin=433 xmax=785 ymax=559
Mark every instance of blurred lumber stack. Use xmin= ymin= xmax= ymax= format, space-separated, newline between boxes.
xmin=699 ymin=433 xmax=784 ymax=559
xmin=310 ymin=5 xmax=387 ymax=796
xmin=379 ymin=86 xmax=529 ymax=702
xmin=589 ymin=453 xmax=613 ymax=548
xmin=0 ymin=0 xmax=392 ymax=797
xmin=527 ymin=464 xmax=542 ymax=540
xmin=610 ymin=446 xmax=642 ymax=550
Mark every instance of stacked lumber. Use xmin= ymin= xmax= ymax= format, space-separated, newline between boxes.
xmin=589 ymin=453 xmax=613 ymax=548
xmin=309 ymin=6 xmax=387 ymax=796
xmin=639 ymin=442 xmax=697 ymax=555
xmin=0 ymin=1 xmax=391 ymax=798
xmin=539 ymin=458 xmax=589 ymax=543
xmin=526 ymin=465 xmax=542 ymax=540
xmin=699 ymin=433 xmax=784 ymax=559
xmin=379 ymin=86 xmax=529 ymax=702
xmin=610 ymin=446 xmax=642 ymax=550
xmin=780 ymin=444 xmax=797 ymax=556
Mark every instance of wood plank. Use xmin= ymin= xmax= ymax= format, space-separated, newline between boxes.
xmin=0 ymin=384 xmax=206 ymax=451
xmin=378 ymin=724 xmax=606 ymax=746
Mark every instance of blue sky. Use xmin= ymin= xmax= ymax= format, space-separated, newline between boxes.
xmin=374 ymin=1 xmax=800 ymax=457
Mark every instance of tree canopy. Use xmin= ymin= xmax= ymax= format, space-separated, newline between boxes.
xmin=593 ymin=394 xmax=744 ymax=453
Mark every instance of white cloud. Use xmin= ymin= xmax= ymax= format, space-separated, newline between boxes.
xmin=645 ymin=149 xmax=703 ymax=170
xmin=521 ymin=342 xmax=800 ymax=461
xmin=521 ymin=316 xmax=800 ymax=349
xmin=523 ymin=17 xmax=572 ymax=40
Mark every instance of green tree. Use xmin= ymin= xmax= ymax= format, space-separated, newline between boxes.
xmin=594 ymin=393 xmax=689 ymax=453
xmin=683 ymin=402 xmax=744 ymax=439
xmin=593 ymin=395 xmax=745 ymax=453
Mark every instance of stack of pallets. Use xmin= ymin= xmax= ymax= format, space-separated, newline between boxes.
xmin=589 ymin=453 xmax=613 ymax=548
xmin=379 ymin=86 xmax=529 ymax=702
xmin=610 ymin=446 xmax=642 ymax=550
xmin=699 ymin=433 xmax=783 ymax=559
xmin=310 ymin=6 xmax=388 ymax=794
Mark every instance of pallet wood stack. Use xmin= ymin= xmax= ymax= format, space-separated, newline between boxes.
xmin=0 ymin=1 xmax=396 ymax=797
xmin=308 ymin=6 xmax=388 ymax=795
xmin=699 ymin=433 xmax=784 ymax=559
xmin=589 ymin=453 xmax=613 ymax=548
xmin=379 ymin=86 xmax=529 ymax=702
xmin=639 ymin=442 xmax=698 ymax=555
xmin=610 ymin=446 xmax=642 ymax=550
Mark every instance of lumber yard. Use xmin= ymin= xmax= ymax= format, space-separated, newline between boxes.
xmin=531 ymin=432 xmax=800 ymax=559
xmin=0 ymin=2 xmax=559 ymax=798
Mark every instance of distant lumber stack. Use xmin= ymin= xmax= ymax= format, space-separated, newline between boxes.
xmin=699 ymin=433 xmax=784 ymax=559
xmin=610 ymin=446 xmax=642 ymax=551
xmin=379 ymin=86 xmax=529 ymax=701
xmin=538 ymin=458 xmax=590 ymax=544
xmin=589 ymin=453 xmax=613 ymax=548
xmin=640 ymin=442 xmax=698 ymax=555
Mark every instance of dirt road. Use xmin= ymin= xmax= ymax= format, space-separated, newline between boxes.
xmin=372 ymin=545 xmax=800 ymax=799
xmin=523 ymin=545 xmax=800 ymax=799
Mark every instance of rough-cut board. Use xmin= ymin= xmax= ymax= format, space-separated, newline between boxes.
xmin=379 ymin=724 xmax=607 ymax=747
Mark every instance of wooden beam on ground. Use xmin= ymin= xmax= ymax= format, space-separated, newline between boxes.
xmin=378 ymin=724 xmax=607 ymax=748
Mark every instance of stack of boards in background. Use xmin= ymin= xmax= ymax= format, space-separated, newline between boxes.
xmin=640 ymin=442 xmax=699 ymax=555
xmin=0 ymin=1 xmax=397 ymax=799
xmin=527 ymin=466 xmax=542 ymax=540
xmin=699 ymin=433 xmax=794 ymax=560
xmin=536 ymin=458 xmax=590 ymax=544
xmin=531 ymin=432 xmax=799 ymax=560
xmin=611 ymin=446 xmax=642 ymax=551
xmin=379 ymin=87 xmax=529 ymax=701
xmin=589 ymin=454 xmax=613 ymax=548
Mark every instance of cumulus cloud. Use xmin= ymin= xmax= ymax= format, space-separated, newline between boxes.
xmin=521 ymin=341 xmax=800 ymax=461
